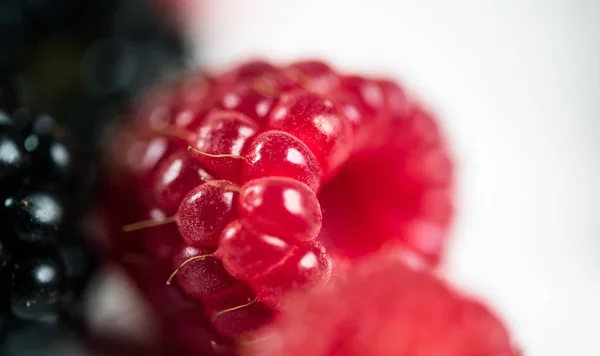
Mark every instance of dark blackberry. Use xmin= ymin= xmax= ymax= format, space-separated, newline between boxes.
xmin=0 ymin=0 xmax=190 ymax=352
xmin=0 ymin=319 xmax=87 ymax=356
xmin=9 ymin=244 xmax=69 ymax=321
xmin=0 ymin=237 xmax=10 ymax=268
xmin=0 ymin=73 xmax=22 ymax=114
xmin=0 ymin=117 xmax=29 ymax=194
xmin=4 ymin=190 xmax=64 ymax=244
xmin=0 ymin=105 xmax=100 ymax=349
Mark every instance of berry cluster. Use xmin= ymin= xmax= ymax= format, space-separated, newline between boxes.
xmin=103 ymin=59 xmax=453 ymax=353
xmin=0 ymin=99 xmax=96 ymax=345
xmin=244 ymin=256 xmax=517 ymax=356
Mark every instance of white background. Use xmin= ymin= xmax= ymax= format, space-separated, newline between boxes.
xmin=186 ymin=1 xmax=600 ymax=355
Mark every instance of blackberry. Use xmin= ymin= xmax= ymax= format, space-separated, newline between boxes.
xmin=0 ymin=0 xmax=189 ymax=354
xmin=0 ymin=105 xmax=99 ymax=351
xmin=0 ymin=0 xmax=189 ymax=154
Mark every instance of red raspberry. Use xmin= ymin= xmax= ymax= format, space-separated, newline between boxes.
xmin=103 ymin=59 xmax=455 ymax=353
xmin=243 ymin=257 xmax=516 ymax=356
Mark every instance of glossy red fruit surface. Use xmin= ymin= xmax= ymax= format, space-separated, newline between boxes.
xmin=165 ymin=308 xmax=237 ymax=356
xmin=138 ymin=207 xmax=182 ymax=264
xmin=204 ymin=284 xmax=274 ymax=339
xmin=110 ymin=131 xmax=182 ymax=190
xmin=190 ymin=110 xmax=259 ymax=182
xmin=132 ymin=73 xmax=218 ymax=133
xmin=218 ymin=72 xmax=298 ymax=127
xmin=242 ymin=130 xmax=322 ymax=192
xmin=249 ymin=241 xmax=331 ymax=309
xmin=377 ymin=78 xmax=412 ymax=121
xmin=103 ymin=59 xmax=457 ymax=354
xmin=153 ymin=150 xmax=213 ymax=215
xmin=177 ymin=181 xmax=238 ymax=246
xmin=219 ymin=60 xmax=280 ymax=86
xmin=283 ymin=60 xmax=339 ymax=95
xmin=174 ymin=74 xmax=219 ymax=130
xmin=219 ymin=84 xmax=278 ymax=128
xmin=239 ymin=177 xmax=322 ymax=243
xmin=318 ymin=158 xmax=452 ymax=264
xmin=317 ymin=105 xmax=453 ymax=265
xmin=244 ymin=257 xmax=516 ymax=356
xmin=269 ymin=90 xmax=353 ymax=176
xmin=216 ymin=220 xmax=295 ymax=281
xmin=132 ymin=82 xmax=177 ymax=129
xmin=170 ymin=245 xmax=238 ymax=303
xmin=332 ymin=75 xmax=387 ymax=152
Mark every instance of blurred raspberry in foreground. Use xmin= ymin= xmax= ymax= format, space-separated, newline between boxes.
xmin=244 ymin=256 xmax=517 ymax=356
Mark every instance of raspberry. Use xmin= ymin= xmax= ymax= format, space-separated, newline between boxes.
xmin=103 ymin=59 xmax=454 ymax=352
xmin=244 ymin=257 xmax=516 ymax=356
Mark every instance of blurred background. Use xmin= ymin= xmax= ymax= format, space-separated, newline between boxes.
xmin=189 ymin=1 xmax=600 ymax=355
xmin=2 ymin=0 xmax=599 ymax=355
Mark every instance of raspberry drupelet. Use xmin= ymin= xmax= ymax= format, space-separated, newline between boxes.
xmin=103 ymin=58 xmax=454 ymax=353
